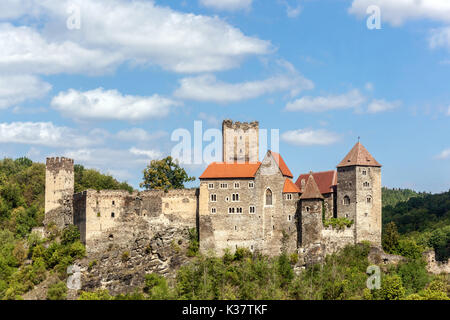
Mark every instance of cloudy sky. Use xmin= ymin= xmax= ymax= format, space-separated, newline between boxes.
xmin=1 ymin=0 xmax=449 ymax=193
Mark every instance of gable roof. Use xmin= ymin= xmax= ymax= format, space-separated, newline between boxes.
xmin=269 ymin=151 xmax=293 ymax=178
xmin=337 ymin=142 xmax=381 ymax=168
xmin=283 ymin=178 xmax=301 ymax=193
xmin=299 ymin=174 xmax=324 ymax=200
xmin=199 ymin=162 xmax=262 ymax=179
xmin=296 ymin=170 xmax=337 ymax=194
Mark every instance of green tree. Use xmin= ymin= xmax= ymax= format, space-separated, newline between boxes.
xmin=378 ymin=275 xmax=406 ymax=300
xmin=382 ymin=222 xmax=400 ymax=253
xmin=140 ymin=156 xmax=195 ymax=191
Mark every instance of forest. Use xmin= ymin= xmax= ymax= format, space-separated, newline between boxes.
xmin=0 ymin=157 xmax=448 ymax=300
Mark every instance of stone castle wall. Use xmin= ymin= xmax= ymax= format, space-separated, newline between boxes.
xmin=222 ymin=120 xmax=259 ymax=163
xmin=74 ymin=189 xmax=198 ymax=253
xmin=355 ymin=167 xmax=382 ymax=245
xmin=44 ymin=157 xmax=74 ymax=229
xmin=321 ymin=226 xmax=356 ymax=256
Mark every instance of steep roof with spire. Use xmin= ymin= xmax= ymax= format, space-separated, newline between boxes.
xmin=337 ymin=142 xmax=381 ymax=168
xmin=299 ymin=174 xmax=324 ymax=200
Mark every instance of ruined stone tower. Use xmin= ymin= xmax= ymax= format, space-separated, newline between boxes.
xmin=336 ymin=142 xmax=382 ymax=245
xmin=222 ymin=120 xmax=259 ymax=163
xmin=300 ymin=174 xmax=324 ymax=247
xmin=44 ymin=157 xmax=74 ymax=229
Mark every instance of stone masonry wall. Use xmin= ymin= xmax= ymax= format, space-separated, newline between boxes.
xmin=222 ymin=120 xmax=259 ymax=163
xmin=44 ymin=157 xmax=74 ymax=229
xmin=355 ymin=166 xmax=382 ymax=245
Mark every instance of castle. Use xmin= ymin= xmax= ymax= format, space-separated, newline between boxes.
xmin=44 ymin=120 xmax=382 ymax=263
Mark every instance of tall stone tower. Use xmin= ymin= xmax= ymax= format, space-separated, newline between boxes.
xmin=222 ymin=120 xmax=259 ymax=163
xmin=336 ymin=142 xmax=382 ymax=246
xmin=44 ymin=157 xmax=75 ymax=229
xmin=300 ymin=174 xmax=324 ymax=247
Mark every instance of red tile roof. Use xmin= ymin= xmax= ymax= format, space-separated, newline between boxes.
xmin=299 ymin=174 xmax=324 ymax=200
xmin=283 ymin=178 xmax=301 ymax=193
xmin=270 ymin=151 xmax=293 ymax=178
xmin=337 ymin=142 xmax=381 ymax=168
xmin=199 ymin=162 xmax=262 ymax=179
xmin=296 ymin=170 xmax=337 ymax=195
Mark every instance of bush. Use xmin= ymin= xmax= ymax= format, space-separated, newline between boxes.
xmin=47 ymin=281 xmax=67 ymax=300
xmin=377 ymin=275 xmax=406 ymax=300
xmin=61 ymin=225 xmax=81 ymax=246
xmin=186 ymin=228 xmax=199 ymax=257
xmin=121 ymin=251 xmax=130 ymax=262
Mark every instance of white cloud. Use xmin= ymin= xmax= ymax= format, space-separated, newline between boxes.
xmin=436 ymin=148 xmax=450 ymax=160
xmin=285 ymin=89 xmax=366 ymax=112
xmin=0 ymin=122 xmax=100 ymax=148
xmin=281 ymin=129 xmax=340 ymax=146
xmin=349 ymin=0 xmax=450 ymax=26
xmin=199 ymin=0 xmax=253 ymax=11
xmin=0 ymin=0 xmax=270 ymax=74
xmin=174 ymin=66 xmax=314 ymax=103
xmin=430 ymin=27 xmax=450 ymax=50
xmin=51 ymin=88 xmax=179 ymax=122
xmin=116 ymin=128 xmax=167 ymax=142
xmin=0 ymin=23 xmax=122 ymax=75
xmin=129 ymin=147 xmax=162 ymax=159
xmin=367 ymin=99 xmax=401 ymax=113
xmin=0 ymin=74 xmax=51 ymax=109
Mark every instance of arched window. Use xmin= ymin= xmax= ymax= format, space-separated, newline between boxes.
xmin=343 ymin=196 xmax=350 ymax=205
xmin=111 ymin=212 xmax=115 ymax=218
xmin=266 ymin=189 xmax=272 ymax=206
xmin=363 ymin=182 xmax=370 ymax=187
xmin=366 ymin=196 xmax=372 ymax=204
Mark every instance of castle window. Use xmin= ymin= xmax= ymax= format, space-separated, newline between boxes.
xmin=228 ymin=207 xmax=235 ymax=214
xmin=363 ymin=182 xmax=370 ymax=187
xmin=366 ymin=196 xmax=372 ymax=204
xmin=236 ymin=207 xmax=243 ymax=214
xmin=208 ymin=183 xmax=214 ymax=189
xmin=286 ymin=194 xmax=292 ymax=200
xmin=111 ymin=212 xmax=115 ymax=218
xmin=265 ymin=189 xmax=273 ymax=206
xmin=365 ymin=212 xmax=369 ymax=217
xmin=234 ymin=182 xmax=240 ymax=189
xmin=210 ymin=194 xmax=217 ymax=202
xmin=220 ymin=183 xmax=228 ymax=189
xmin=232 ymin=193 xmax=239 ymax=202
xmin=211 ymin=207 xmax=216 ymax=214
xmin=225 ymin=196 xmax=229 ymax=202
xmin=305 ymin=206 xmax=310 ymax=212
xmin=234 ymin=226 xmax=237 ymax=231
xmin=362 ymin=170 xmax=367 ymax=175
xmin=343 ymin=196 xmax=350 ymax=205
xmin=288 ymin=215 xmax=291 ymax=221
xmin=249 ymin=206 xmax=256 ymax=214
xmin=112 ymin=200 xmax=115 ymax=205
xmin=248 ymin=182 xmax=254 ymax=188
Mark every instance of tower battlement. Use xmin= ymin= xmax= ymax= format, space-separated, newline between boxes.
xmin=46 ymin=157 xmax=74 ymax=173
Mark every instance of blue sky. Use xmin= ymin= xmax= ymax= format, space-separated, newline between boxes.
xmin=0 ymin=0 xmax=449 ymax=193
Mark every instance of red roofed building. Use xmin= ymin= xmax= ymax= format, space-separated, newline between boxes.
xmin=197 ymin=120 xmax=382 ymax=258
xmin=296 ymin=170 xmax=337 ymax=219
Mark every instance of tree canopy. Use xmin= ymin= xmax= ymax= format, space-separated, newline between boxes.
xmin=140 ymin=156 xmax=195 ymax=191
